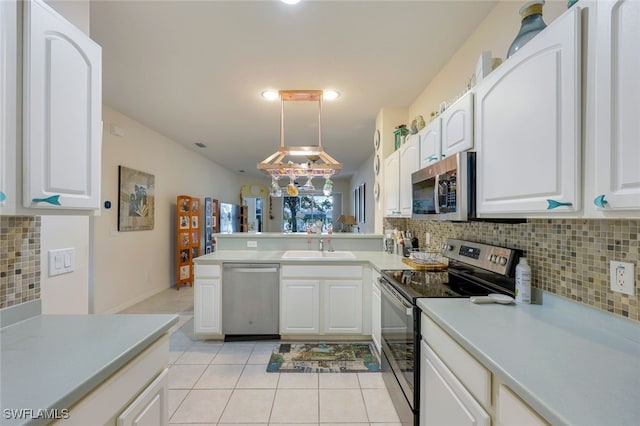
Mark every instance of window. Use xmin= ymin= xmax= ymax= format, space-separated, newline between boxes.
xmin=283 ymin=194 xmax=334 ymax=232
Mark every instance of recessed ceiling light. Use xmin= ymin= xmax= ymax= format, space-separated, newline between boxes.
xmin=261 ymin=90 xmax=279 ymax=100
xmin=281 ymin=0 xmax=301 ymax=4
xmin=323 ymin=90 xmax=340 ymax=101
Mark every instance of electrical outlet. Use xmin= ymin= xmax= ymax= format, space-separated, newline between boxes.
xmin=247 ymin=241 xmax=257 ymax=248
xmin=610 ymin=261 xmax=635 ymax=296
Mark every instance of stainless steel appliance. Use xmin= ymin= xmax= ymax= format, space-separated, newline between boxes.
xmin=379 ymin=238 xmax=521 ymax=426
xmin=222 ymin=263 xmax=280 ymax=339
xmin=411 ymin=152 xmax=475 ymax=221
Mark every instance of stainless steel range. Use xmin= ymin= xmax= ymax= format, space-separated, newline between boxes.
xmin=379 ymin=238 xmax=521 ymax=426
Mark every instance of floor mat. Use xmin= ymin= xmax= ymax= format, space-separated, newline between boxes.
xmin=266 ymin=342 xmax=379 ymax=373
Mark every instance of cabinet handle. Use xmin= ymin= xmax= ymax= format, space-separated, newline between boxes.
xmin=546 ymin=199 xmax=572 ymax=210
xmin=0 ymin=191 xmax=6 ymax=203
xmin=594 ymin=194 xmax=608 ymax=208
xmin=32 ymin=195 xmax=61 ymax=206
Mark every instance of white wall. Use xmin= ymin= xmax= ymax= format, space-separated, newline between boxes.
xmin=93 ymin=106 xmax=240 ymax=313
xmin=40 ymin=216 xmax=90 ymax=313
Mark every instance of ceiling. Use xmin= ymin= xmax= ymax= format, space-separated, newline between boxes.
xmin=90 ymin=0 xmax=497 ymax=179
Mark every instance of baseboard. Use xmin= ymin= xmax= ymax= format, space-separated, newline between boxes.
xmin=101 ymin=286 xmax=169 ymax=314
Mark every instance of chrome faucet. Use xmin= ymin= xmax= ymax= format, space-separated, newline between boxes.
xmin=319 ymin=238 xmax=324 ymax=252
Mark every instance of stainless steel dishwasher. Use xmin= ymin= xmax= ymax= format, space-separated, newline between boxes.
xmin=222 ymin=263 xmax=280 ymax=338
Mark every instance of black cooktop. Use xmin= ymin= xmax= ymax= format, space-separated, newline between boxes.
xmin=380 ymin=266 xmax=514 ymax=304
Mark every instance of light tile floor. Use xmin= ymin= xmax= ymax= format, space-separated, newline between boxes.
xmin=119 ymin=287 xmax=402 ymax=426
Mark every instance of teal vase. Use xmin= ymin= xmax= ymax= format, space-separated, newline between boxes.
xmin=507 ymin=1 xmax=547 ymax=58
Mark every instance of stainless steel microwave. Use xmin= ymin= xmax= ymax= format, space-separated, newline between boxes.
xmin=411 ymin=152 xmax=475 ymax=221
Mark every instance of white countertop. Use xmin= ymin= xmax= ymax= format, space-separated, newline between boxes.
xmin=417 ymin=295 xmax=640 ymax=426
xmin=0 ymin=314 xmax=178 ymax=426
xmin=194 ymin=250 xmax=409 ymax=271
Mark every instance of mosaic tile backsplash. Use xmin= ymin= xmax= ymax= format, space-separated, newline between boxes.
xmin=0 ymin=216 xmax=41 ymax=309
xmin=385 ymin=218 xmax=640 ymax=322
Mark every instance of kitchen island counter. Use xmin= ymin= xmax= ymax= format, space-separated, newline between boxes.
xmin=417 ymin=295 xmax=640 ymax=426
xmin=0 ymin=314 xmax=178 ymax=426
xmin=194 ymin=249 xmax=409 ymax=271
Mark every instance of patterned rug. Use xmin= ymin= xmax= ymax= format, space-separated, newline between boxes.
xmin=266 ymin=343 xmax=380 ymax=373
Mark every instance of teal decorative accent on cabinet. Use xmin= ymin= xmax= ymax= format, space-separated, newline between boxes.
xmin=594 ymin=194 xmax=608 ymax=208
xmin=32 ymin=195 xmax=61 ymax=205
xmin=546 ymin=199 xmax=573 ymax=210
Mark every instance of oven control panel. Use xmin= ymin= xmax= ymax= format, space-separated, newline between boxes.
xmin=442 ymin=238 xmax=520 ymax=276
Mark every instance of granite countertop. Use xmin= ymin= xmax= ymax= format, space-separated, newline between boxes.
xmin=417 ymin=295 xmax=640 ymax=426
xmin=0 ymin=314 xmax=178 ymax=426
xmin=193 ymin=250 xmax=410 ymax=271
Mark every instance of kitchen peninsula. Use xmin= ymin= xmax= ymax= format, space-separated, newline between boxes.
xmin=193 ymin=232 xmax=405 ymax=341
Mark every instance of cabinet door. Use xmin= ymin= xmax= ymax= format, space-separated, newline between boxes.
xmin=476 ymin=8 xmax=581 ymax=215
xmin=399 ymin=136 xmax=420 ymax=216
xmin=194 ymin=278 xmax=221 ymax=335
xmin=117 ymin=368 xmax=168 ymax=426
xmin=384 ymin=150 xmax=400 ymax=216
xmin=371 ymin=280 xmax=382 ymax=353
xmin=0 ymin=0 xmax=16 ymax=214
xmin=497 ymin=384 xmax=548 ymax=426
xmin=323 ymin=279 xmax=363 ymax=334
xmin=593 ymin=0 xmax=640 ymax=211
xmin=23 ymin=0 xmax=101 ymax=209
xmin=420 ymin=341 xmax=490 ymax=426
xmin=280 ymin=279 xmax=320 ymax=334
xmin=419 ymin=118 xmax=442 ymax=168
xmin=441 ymin=91 xmax=474 ymax=157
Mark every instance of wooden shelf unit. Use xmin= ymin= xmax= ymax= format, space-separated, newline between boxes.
xmin=176 ymin=195 xmax=201 ymax=290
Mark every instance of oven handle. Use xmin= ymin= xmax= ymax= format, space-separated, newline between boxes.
xmin=379 ymin=278 xmax=414 ymax=316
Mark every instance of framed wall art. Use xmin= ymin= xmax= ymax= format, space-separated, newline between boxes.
xmin=118 ymin=166 xmax=155 ymax=231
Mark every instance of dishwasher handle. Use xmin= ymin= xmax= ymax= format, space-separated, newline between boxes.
xmin=223 ymin=263 xmax=279 ymax=274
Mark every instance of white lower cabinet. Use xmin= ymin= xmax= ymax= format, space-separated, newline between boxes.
xmin=194 ymin=264 xmax=222 ymax=337
xmin=56 ymin=335 xmax=169 ymax=426
xmin=280 ymin=264 xmax=363 ymax=336
xmin=117 ymin=368 xmax=168 ymax=426
xmin=323 ymin=280 xmax=362 ymax=333
xmin=420 ymin=313 xmax=549 ymax=426
xmin=371 ymin=271 xmax=382 ymax=353
xmin=420 ymin=341 xmax=490 ymax=426
xmin=281 ymin=279 xmax=321 ymax=334
xmin=497 ymin=384 xmax=548 ymax=426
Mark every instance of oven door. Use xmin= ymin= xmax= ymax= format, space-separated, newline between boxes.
xmin=380 ymin=278 xmax=416 ymax=410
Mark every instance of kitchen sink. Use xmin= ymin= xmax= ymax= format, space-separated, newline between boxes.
xmin=281 ymin=250 xmax=356 ymax=259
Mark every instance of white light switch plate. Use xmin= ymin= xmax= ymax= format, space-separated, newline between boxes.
xmin=610 ymin=261 xmax=635 ymax=296
xmin=48 ymin=248 xmax=75 ymax=276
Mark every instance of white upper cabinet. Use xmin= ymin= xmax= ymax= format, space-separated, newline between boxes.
xmin=0 ymin=0 xmax=17 ymax=214
xmin=419 ymin=118 xmax=442 ymax=168
xmin=475 ymin=7 xmax=581 ymax=216
xmin=22 ymin=0 xmax=102 ymax=210
xmin=384 ymin=149 xmax=400 ymax=216
xmin=441 ymin=91 xmax=474 ymax=157
xmin=592 ymin=0 xmax=640 ymax=213
xmin=399 ymin=135 xmax=420 ymax=216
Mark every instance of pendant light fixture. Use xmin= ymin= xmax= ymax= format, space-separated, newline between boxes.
xmin=257 ymin=90 xmax=341 ymax=195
